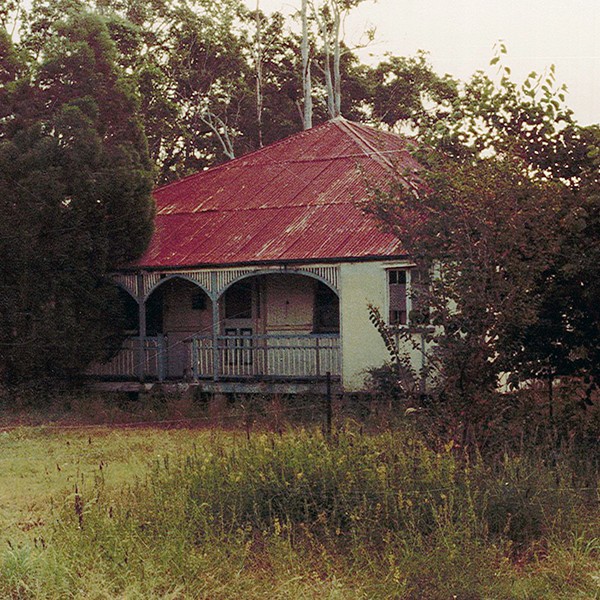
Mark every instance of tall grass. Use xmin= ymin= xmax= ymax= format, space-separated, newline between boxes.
xmin=3 ymin=426 xmax=597 ymax=599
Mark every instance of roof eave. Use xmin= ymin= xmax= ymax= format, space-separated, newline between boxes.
xmin=118 ymin=253 xmax=410 ymax=273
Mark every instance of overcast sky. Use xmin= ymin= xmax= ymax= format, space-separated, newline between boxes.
xmin=246 ymin=0 xmax=599 ymax=126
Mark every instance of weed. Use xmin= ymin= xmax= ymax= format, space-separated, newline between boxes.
xmin=1 ymin=402 xmax=599 ymax=599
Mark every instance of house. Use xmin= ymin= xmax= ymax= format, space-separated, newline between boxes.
xmin=89 ymin=118 xmax=423 ymax=394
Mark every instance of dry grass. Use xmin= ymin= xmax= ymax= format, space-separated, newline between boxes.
xmin=1 ymin=393 xmax=599 ymax=599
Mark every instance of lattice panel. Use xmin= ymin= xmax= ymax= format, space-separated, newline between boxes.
xmin=300 ymin=266 xmax=339 ymax=291
xmin=113 ymin=274 xmax=138 ymax=297
xmin=214 ymin=268 xmax=260 ymax=295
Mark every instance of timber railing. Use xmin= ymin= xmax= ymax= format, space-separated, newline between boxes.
xmin=88 ymin=333 xmax=340 ymax=381
xmin=191 ymin=333 xmax=341 ymax=380
xmin=87 ymin=336 xmax=165 ymax=380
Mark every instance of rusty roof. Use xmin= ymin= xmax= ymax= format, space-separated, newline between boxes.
xmin=132 ymin=118 xmax=419 ymax=269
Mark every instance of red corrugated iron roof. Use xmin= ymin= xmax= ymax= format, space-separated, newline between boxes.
xmin=132 ymin=118 xmax=419 ymax=269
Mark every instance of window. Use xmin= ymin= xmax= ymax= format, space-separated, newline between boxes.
xmin=388 ymin=269 xmax=407 ymax=325
xmin=388 ymin=268 xmax=430 ymax=326
xmin=313 ymin=281 xmax=340 ymax=333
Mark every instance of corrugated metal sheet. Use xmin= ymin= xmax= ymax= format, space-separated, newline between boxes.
xmin=132 ymin=118 xmax=419 ymax=269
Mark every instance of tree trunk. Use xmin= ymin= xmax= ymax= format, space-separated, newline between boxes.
xmin=321 ymin=15 xmax=335 ymax=119
xmin=254 ymin=0 xmax=264 ymax=146
xmin=302 ymin=0 xmax=313 ymax=129
xmin=332 ymin=5 xmax=341 ymax=117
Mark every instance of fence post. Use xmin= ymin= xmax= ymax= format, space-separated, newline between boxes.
xmin=191 ymin=337 xmax=199 ymax=381
xmin=325 ymin=371 xmax=332 ymax=439
xmin=137 ymin=272 xmax=146 ymax=382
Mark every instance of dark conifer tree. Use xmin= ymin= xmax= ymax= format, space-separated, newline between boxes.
xmin=0 ymin=13 xmax=154 ymax=384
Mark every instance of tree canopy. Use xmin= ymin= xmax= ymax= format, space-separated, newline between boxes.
xmin=368 ymin=48 xmax=600 ymax=428
xmin=0 ymin=11 xmax=154 ymax=384
xmin=4 ymin=0 xmax=458 ymax=183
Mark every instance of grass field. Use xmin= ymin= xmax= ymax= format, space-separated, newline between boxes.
xmin=1 ymin=394 xmax=600 ymax=599
xmin=0 ymin=425 xmax=207 ymax=545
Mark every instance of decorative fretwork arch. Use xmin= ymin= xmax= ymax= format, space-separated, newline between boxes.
xmin=116 ymin=264 xmax=340 ymax=302
xmin=215 ymin=267 xmax=340 ymax=299
xmin=113 ymin=273 xmax=138 ymax=299
xmin=144 ymin=273 xmax=212 ymax=301
xmin=299 ymin=266 xmax=339 ymax=291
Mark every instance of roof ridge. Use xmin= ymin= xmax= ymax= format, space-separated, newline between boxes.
xmin=332 ymin=119 xmax=400 ymax=170
xmin=154 ymin=121 xmax=341 ymax=193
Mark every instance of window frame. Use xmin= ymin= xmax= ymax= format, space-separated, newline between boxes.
xmin=387 ymin=267 xmax=411 ymax=327
xmin=386 ymin=265 xmax=430 ymax=328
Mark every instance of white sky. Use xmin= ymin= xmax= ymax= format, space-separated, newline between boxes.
xmin=247 ymin=0 xmax=600 ymax=126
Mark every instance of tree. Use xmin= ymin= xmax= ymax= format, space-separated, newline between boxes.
xmin=301 ymin=0 xmax=312 ymax=129
xmin=0 ymin=27 xmax=21 ymax=118
xmin=14 ymin=0 xmax=252 ymax=182
xmin=0 ymin=11 xmax=154 ymax=384
xmin=370 ymin=150 xmax=564 ymax=422
xmin=367 ymin=51 xmax=457 ymax=131
xmin=514 ymin=124 xmax=600 ymax=404
xmin=367 ymin=49 xmax=599 ymax=432
xmin=307 ymin=0 xmax=372 ymax=119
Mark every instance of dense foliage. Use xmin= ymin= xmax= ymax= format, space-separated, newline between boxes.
xmin=0 ymin=11 xmax=154 ymax=383
xmin=368 ymin=48 xmax=600 ymax=433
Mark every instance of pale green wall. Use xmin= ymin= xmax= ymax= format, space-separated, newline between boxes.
xmin=339 ymin=260 xmax=418 ymax=391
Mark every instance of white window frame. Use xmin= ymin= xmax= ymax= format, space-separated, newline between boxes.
xmin=386 ymin=266 xmax=414 ymax=327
